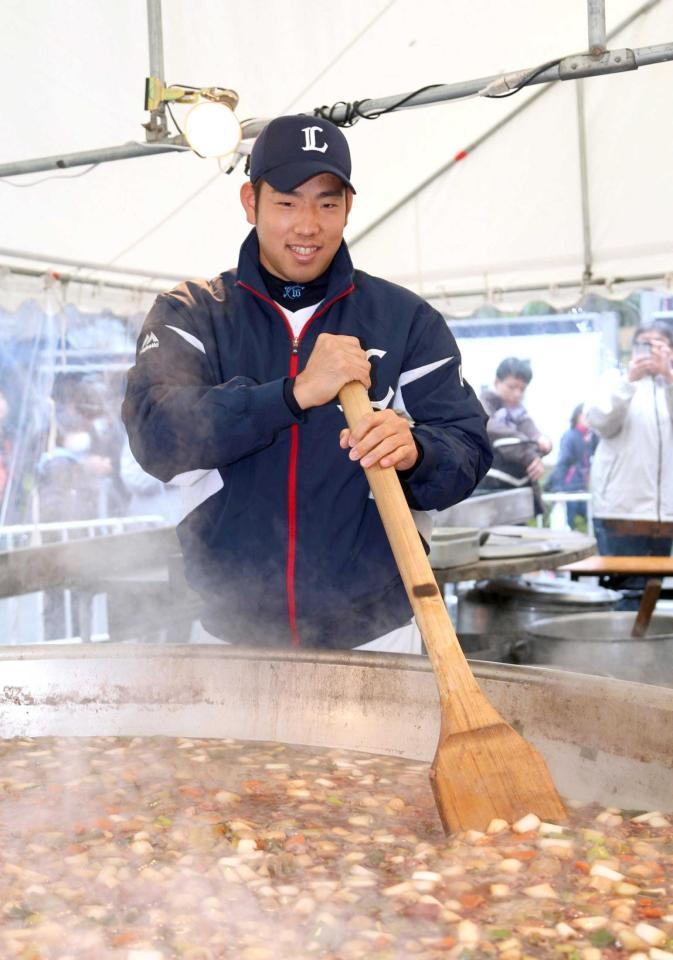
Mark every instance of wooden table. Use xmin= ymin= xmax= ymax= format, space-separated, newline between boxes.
xmin=562 ymin=555 xmax=673 ymax=578
xmin=561 ymin=555 xmax=673 ymax=604
xmin=432 ymin=526 xmax=596 ymax=585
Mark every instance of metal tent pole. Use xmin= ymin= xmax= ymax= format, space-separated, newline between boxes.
xmin=576 ymin=80 xmax=594 ymax=284
xmin=588 ymin=0 xmax=608 ymax=55
xmin=422 ymin=269 xmax=673 ymax=304
xmin=0 ymin=141 xmax=187 ymax=177
xmin=0 ymin=247 xmax=181 ymax=282
xmin=145 ymin=0 xmax=169 ymax=141
xmin=0 ymin=262 xmax=169 ymax=295
xmin=316 ymin=41 xmax=672 ymax=125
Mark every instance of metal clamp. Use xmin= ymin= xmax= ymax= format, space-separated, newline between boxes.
xmin=559 ymin=48 xmax=637 ymax=80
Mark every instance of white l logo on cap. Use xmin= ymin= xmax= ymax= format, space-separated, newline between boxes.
xmin=301 ymin=126 xmax=328 ymax=153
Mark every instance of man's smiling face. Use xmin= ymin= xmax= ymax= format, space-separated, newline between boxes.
xmin=240 ymin=173 xmax=353 ymax=282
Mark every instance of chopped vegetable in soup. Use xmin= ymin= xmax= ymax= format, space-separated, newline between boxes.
xmin=0 ymin=736 xmax=671 ymax=958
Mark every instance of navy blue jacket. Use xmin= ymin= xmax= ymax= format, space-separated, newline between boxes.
xmin=545 ymin=427 xmax=598 ymax=493
xmin=122 ymin=231 xmax=492 ymax=647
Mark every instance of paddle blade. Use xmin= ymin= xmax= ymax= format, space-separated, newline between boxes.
xmin=430 ymin=721 xmax=567 ymax=834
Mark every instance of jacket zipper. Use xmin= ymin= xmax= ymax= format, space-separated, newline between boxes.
xmin=237 ymin=280 xmax=355 ymax=646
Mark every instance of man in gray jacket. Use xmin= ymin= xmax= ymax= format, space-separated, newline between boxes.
xmin=586 ymin=321 xmax=673 ymax=563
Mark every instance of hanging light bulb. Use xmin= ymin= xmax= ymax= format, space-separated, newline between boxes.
xmin=183 ymin=88 xmax=241 ymax=158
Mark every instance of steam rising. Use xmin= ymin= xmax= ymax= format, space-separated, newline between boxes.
xmin=0 ymin=736 xmax=442 ymax=958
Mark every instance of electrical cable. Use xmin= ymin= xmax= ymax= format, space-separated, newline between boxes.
xmin=166 ymin=102 xmax=185 ymax=138
xmin=481 ymin=58 xmax=564 ymax=98
xmin=312 ymin=56 xmax=565 ymax=126
xmin=0 ymin=163 xmax=100 ymax=188
xmin=312 ymin=84 xmax=448 ymax=127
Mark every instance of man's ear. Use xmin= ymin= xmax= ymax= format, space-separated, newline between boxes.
xmin=240 ymin=182 xmax=257 ymax=225
xmin=344 ymin=189 xmax=354 ymax=226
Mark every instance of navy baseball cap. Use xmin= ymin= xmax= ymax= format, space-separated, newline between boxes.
xmin=250 ymin=115 xmax=355 ymax=193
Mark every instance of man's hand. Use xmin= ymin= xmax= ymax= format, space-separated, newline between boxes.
xmin=526 ymin=456 xmax=545 ymax=482
xmin=339 ymin=410 xmax=418 ymax=471
xmin=536 ymin=435 xmax=553 ymax=455
xmin=294 ymin=333 xmax=371 ymax=410
xmin=628 ymin=354 xmax=655 ymax=382
xmin=649 ymin=340 xmax=673 ymax=383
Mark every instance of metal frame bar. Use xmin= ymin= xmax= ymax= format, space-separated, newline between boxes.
xmin=422 ymin=269 xmax=673 ymax=305
xmin=0 ymin=140 xmax=188 ymax=178
xmin=575 ymin=80 xmax=593 ymax=283
xmin=588 ymin=0 xmax=608 ymax=54
xmin=0 ymin=246 xmax=182 ymax=282
xmin=145 ymin=0 xmax=169 ymax=140
xmin=0 ymin=261 xmax=171 ymax=295
xmin=0 ymin=4 xmax=669 ymax=179
xmin=147 ymin=0 xmax=165 ymax=86
xmin=315 ymin=41 xmax=670 ymax=124
xmin=0 ymin=526 xmax=178 ymax=599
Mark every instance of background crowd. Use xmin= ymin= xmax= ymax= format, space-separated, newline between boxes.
xmin=479 ymin=319 xmax=673 ymax=606
xmin=1 ymin=318 xmax=672 ymax=567
xmin=0 ymin=361 xmax=181 ymax=543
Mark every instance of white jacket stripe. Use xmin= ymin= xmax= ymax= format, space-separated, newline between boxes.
xmin=165 ymin=324 xmax=206 ymax=355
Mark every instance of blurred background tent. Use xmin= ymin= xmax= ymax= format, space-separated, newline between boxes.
xmin=1 ymin=0 xmax=672 ymax=314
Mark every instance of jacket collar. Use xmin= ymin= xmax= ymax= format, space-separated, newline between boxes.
xmin=236 ymin=229 xmax=355 ymax=303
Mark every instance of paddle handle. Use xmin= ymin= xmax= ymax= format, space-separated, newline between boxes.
xmin=631 ymin=578 xmax=662 ymax=638
xmin=339 ymin=382 xmax=482 ymax=708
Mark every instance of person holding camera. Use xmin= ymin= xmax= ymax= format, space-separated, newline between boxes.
xmin=585 ymin=321 xmax=673 ymax=602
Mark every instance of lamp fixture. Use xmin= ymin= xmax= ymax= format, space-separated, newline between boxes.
xmin=144 ymin=78 xmax=242 ymax=158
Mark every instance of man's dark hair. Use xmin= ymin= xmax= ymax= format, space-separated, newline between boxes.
xmin=570 ymin=403 xmax=584 ymax=428
xmin=632 ymin=320 xmax=673 ymax=349
xmin=495 ymin=357 xmax=533 ymax=384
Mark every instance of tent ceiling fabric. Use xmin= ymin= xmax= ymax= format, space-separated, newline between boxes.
xmin=1 ymin=0 xmax=671 ymax=297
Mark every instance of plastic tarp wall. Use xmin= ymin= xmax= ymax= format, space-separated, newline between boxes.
xmin=1 ymin=0 xmax=672 ymax=301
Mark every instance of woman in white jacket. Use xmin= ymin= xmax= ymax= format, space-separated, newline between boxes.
xmin=586 ymin=321 xmax=673 ymax=578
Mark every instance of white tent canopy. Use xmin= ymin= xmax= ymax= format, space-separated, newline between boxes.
xmin=1 ymin=0 xmax=672 ymax=308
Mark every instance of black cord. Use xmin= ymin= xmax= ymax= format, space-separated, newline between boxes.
xmin=309 ymin=59 xmax=564 ymax=126
xmin=484 ymin=58 xmax=563 ymax=98
xmin=312 ymin=84 xmax=446 ymax=127
xmin=0 ymin=163 xmax=100 ymax=188
xmin=166 ymin=102 xmax=185 ymax=137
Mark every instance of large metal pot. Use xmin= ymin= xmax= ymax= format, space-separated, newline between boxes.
xmin=1 ymin=644 xmax=671 ymax=812
xmin=457 ymin=575 xmax=621 ymax=639
xmin=527 ymin=611 xmax=673 ymax=686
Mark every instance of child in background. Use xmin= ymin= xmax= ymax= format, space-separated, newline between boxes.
xmin=545 ymin=404 xmax=597 ymax=529
xmin=479 ymin=357 xmax=552 ymax=514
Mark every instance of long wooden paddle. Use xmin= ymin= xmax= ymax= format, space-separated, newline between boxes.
xmin=339 ymin=381 xmax=567 ymax=833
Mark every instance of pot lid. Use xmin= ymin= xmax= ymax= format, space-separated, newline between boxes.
xmin=475 ymin=574 xmax=621 ymax=606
